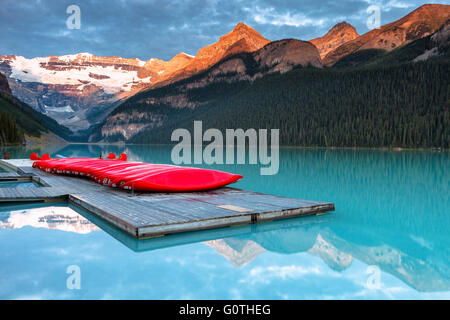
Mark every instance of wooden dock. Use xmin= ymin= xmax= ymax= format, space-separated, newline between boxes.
xmin=0 ymin=159 xmax=334 ymax=239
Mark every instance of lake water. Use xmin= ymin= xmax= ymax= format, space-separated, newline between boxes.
xmin=0 ymin=180 xmax=41 ymax=188
xmin=0 ymin=144 xmax=448 ymax=299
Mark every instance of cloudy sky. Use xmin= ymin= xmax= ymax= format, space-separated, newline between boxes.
xmin=0 ymin=0 xmax=447 ymax=61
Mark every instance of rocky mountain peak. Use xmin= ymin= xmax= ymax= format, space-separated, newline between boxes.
xmin=195 ymin=22 xmax=270 ymax=62
xmin=170 ymin=52 xmax=195 ymax=63
xmin=225 ymin=22 xmax=262 ymax=39
xmin=329 ymin=21 xmax=357 ymax=34
xmin=309 ymin=21 xmax=359 ymax=58
xmin=233 ymin=22 xmax=250 ymax=31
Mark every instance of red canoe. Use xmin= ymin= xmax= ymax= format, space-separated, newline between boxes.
xmin=32 ymin=155 xmax=242 ymax=192
xmin=91 ymin=163 xmax=139 ymax=181
xmin=93 ymin=163 xmax=150 ymax=183
xmin=108 ymin=165 xmax=179 ymax=187
xmin=122 ymin=166 xmax=243 ymax=192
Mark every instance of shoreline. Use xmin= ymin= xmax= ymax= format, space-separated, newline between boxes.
xmin=17 ymin=142 xmax=449 ymax=152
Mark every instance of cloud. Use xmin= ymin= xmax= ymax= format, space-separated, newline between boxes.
xmin=245 ymin=6 xmax=327 ymax=27
xmin=240 ymin=264 xmax=324 ymax=284
xmin=0 ymin=0 xmax=435 ymax=61
xmin=363 ymin=0 xmax=417 ymax=10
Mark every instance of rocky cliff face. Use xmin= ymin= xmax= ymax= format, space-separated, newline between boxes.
xmin=0 ymin=72 xmax=12 ymax=99
xmin=324 ymin=4 xmax=450 ymax=65
xmin=255 ymin=39 xmax=322 ymax=72
xmin=309 ymin=22 xmax=359 ymax=59
xmin=100 ymin=110 xmax=166 ymax=140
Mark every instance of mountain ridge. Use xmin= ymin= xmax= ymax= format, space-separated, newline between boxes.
xmin=92 ymin=19 xmax=449 ymax=148
xmin=323 ymin=4 xmax=450 ymax=65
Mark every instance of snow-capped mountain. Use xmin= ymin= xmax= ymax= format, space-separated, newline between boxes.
xmin=0 ymin=52 xmax=194 ymax=131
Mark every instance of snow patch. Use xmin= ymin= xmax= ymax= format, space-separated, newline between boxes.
xmin=61 ymin=115 xmax=81 ymax=123
xmin=45 ymin=105 xmax=75 ymax=113
xmin=58 ymin=52 xmax=93 ymax=62
xmin=181 ymin=52 xmax=195 ymax=58
xmin=4 ymin=55 xmax=152 ymax=93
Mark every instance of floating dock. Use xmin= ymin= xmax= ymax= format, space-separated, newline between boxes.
xmin=0 ymin=159 xmax=334 ymax=239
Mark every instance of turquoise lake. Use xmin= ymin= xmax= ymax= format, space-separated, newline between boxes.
xmin=0 ymin=144 xmax=449 ymax=299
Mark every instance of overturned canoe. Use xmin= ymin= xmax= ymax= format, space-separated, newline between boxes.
xmin=122 ymin=166 xmax=243 ymax=192
xmin=32 ymin=156 xmax=243 ymax=192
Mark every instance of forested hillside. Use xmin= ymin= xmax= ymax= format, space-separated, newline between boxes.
xmin=108 ymin=59 xmax=449 ymax=148
xmin=0 ymin=73 xmax=73 ymax=145
xmin=0 ymin=111 xmax=21 ymax=145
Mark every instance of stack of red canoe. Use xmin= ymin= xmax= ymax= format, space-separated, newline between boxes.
xmin=31 ymin=154 xmax=243 ymax=192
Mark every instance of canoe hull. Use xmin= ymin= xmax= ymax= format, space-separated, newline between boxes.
xmin=32 ymin=157 xmax=242 ymax=192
